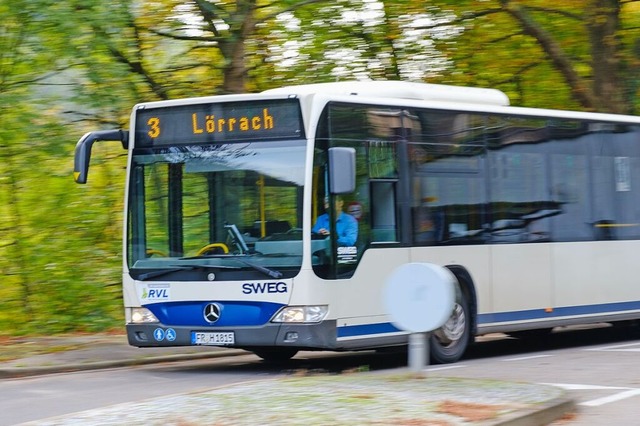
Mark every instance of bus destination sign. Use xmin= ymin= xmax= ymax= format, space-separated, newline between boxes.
xmin=134 ymin=99 xmax=304 ymax=146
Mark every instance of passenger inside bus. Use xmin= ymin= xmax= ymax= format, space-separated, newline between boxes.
xmin=347 ymin=201 xmax=363 ymax=221
xmin=312 ymin=195 xmax=358 ymax=246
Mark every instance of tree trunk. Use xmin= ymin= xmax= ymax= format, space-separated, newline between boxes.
xmin=220 ymin=0 xmax=257 ymax=94
xmin=501 ymin=0 xmax=598 ymax=111
xmin=587 ymin=0 xmax=627 ymax=113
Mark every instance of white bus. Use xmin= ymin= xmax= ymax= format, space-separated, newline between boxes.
xmin=74 ymin=81 xmax=640 ymax=363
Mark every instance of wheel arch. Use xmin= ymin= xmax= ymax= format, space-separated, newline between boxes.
xmin=444 ymin=264 xmax=478 ymax=338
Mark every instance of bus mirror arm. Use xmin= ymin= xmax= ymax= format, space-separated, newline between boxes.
xmin=73 ymin=130 xmax=129 ymax=184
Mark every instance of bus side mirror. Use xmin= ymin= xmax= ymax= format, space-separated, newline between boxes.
xmin=74 ymin=130 xmax=129 ymax=184
xmin=328 ymin=147 xmax=356 ymax=194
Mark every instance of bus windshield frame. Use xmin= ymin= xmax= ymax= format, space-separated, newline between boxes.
xmin=126 ymin=98 xmax=312 ymax=282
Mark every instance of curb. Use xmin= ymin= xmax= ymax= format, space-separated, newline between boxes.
xmin=0 ymin=349 xmax=248 ymax=379
xmin=493 ymin=396 xmax=576 ymax=425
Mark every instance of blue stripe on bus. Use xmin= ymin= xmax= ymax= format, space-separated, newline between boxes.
xmin=337 ymin=300 xmax=640 ymax=339
xmin=477 ymin=300 xmax=640 ymax=324
xmin=144 ymin=301 xmax=285 ymax=327
xmin=146 ymin=299 xmax=640 ymax=335
xmin=337 ymin=322 xmax=401 ymax=338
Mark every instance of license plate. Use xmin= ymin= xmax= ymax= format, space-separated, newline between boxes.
xmin=191 ymin=331 xmax=235 ymax=346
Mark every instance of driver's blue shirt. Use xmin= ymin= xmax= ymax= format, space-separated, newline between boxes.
xmin=312 ymin=212 xmax=358 ymax=246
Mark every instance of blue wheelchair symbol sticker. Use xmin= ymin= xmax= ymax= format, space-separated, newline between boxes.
xmin=166 ymin=328 xmax=176 ymax=342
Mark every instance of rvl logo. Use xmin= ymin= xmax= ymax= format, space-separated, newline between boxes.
xmin=148 ymin=288 xmax=168 ymax=298
xmin=142 ymin=284 xmax=170 ymax=300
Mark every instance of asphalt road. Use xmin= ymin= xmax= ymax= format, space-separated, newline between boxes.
xmin=2 ymin=323 xmax=639 ymax=425
xmin=446 ymin=323 xmax=640 ymax=425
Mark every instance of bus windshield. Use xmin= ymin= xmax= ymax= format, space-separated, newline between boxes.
xmin=126 ymin=139 xmax=307 ymax=281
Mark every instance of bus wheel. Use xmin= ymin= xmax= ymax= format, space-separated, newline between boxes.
xmin=430 ymin=291 xmax=470 ymax=364
xmin=252 ymin=348 xmax=298 ymax=363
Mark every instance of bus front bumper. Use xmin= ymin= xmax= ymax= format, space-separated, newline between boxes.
xmin=126 ymin=321 xmax=338 ymax=350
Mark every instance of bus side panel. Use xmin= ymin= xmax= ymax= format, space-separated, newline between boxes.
xmin=410 ymin=245 xmax=492 ymax=315
xmin=490 ymin=243 xmax=553 ymax=313
xmin=333 ymin=247 xmax=411 ymax=348
xmin=554 ymin=241 xmax=640 ymax=307
xmin=334 ymin=247 xmax=411 ymax=319
xmin=287 ymin=267 xmax=332 ymax=306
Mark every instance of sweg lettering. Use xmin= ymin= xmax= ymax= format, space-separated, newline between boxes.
xmin=242 ymin=282 xmax=288 ymax=294
xmin=338 ymin=246 xmax=357 ymax=255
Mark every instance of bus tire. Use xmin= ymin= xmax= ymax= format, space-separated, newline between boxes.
xmin=252 ymin=348 xmax=298 ymax=363
xmin=430 ymin=286 xmax=471 ymax=364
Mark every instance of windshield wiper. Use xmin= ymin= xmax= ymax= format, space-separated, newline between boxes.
xmin=178 ymin=254 xmax=283 ymax=279
xmin=136 ymin=264 xmax=239 ymax=281
xmin=234 ymin=257 xmax=283 ymax=279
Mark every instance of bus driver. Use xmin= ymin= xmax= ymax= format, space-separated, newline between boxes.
xmin=312 ymin=196 xmax=358 ymax=246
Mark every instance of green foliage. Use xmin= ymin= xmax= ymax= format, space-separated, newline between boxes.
xmin=0 ymin=1 xmax=126 ymax=336
xmin=0 ymin=103 xmax=125 ymax=336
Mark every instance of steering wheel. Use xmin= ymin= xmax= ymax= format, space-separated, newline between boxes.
xmin=146 ymin=249 xmax=167 ymax=257
xmin=196 ymin=243 xmax=230 ymax=256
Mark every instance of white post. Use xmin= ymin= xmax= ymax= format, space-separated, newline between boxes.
xmin=408 ymin=332 xmax=429 ymax=373
xmin=384 ymin=263 xmax=455 ymax=375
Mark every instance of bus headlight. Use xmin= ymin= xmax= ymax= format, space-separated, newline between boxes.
xmin=272 ymin=305 xmax=328 ymax=323
xmin=130 ymin=307 xmax=159 ymax=324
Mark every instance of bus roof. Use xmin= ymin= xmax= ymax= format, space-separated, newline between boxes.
xmin=264 ymin=80 xmax=640 ymax=126
xmin=262 ymin=80 xmax=511 ymax=107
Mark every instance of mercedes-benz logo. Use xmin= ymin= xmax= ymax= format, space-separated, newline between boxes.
xmin=203 ymin=303 xmax=221 ymax=323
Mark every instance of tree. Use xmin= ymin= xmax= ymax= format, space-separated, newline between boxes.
xmin=248 ymin=0 xmax=460 ymax=88
xmin=418 ymin=0 xmax=640 ymax=113
xmin=139 ymin=0 xmax=333 ymax=94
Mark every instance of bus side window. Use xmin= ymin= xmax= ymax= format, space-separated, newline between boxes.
xmin=370 ymin=181 xmax=398 ymax=242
